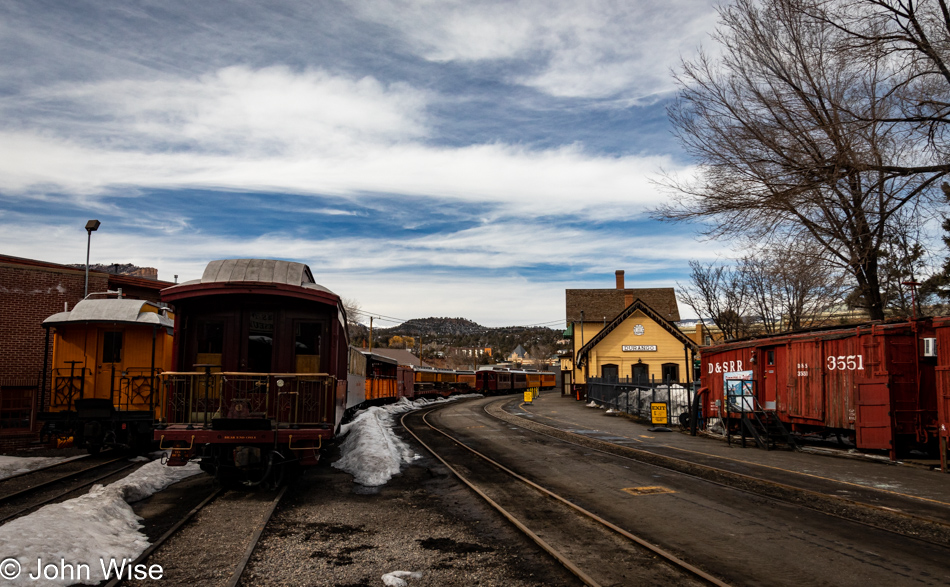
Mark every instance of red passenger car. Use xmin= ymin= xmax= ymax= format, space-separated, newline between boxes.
xmin=155 ymin=259 xmax=349 ymax=487
xmin=475 ymin=368 xmax=513 ymax=393
xmin=700 ymin=319 xmax=939 ymax=461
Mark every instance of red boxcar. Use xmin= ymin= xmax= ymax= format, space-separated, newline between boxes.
xmin=700 ymin=319 xmax=939 ymax=461
xmin=932 ymin=317 xmax=950 ymax=470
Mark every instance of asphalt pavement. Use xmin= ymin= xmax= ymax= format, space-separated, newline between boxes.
xmin=508 ymin=390 xmax=950 ymax=524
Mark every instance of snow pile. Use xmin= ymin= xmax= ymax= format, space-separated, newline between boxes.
xmin=382 ymin=570 xmax=423 ymax=586
xmin=0 ymin=456 xmax=68 ymax=480
xmin=333 ymin=406 xmax=419 ymax=487
xmin=0 ymin=457 xmax=201 ymax=586
xmin=586 ymin=401 xmax=600 ymax=408
xmin=334 ymin=395 xmax=481 ymax=487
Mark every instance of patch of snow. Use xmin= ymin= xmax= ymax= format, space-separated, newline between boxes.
xmin=0 ymin=456 xmax=68 ymax=480
xmin=382 ymin=570 xmax=423 ymax=586
xmin=0 ymin=456 xmax=201 ymax=585
xmin=586 ymin=401 xmax=600 ymax=408
xmin=334 ymin=394 xmax=482 ymax=487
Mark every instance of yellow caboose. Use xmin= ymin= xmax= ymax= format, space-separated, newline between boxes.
xmin=39 ymin=298 xmax=174 ymax=453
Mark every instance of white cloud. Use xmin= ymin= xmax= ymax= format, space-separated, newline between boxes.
xmin=0 ymin=62 xmax=688 ymax=220
xmin=0 ymin=215 xmax=725 ymax=325
xmin=352 ymin=0 xmax=719 ymax=99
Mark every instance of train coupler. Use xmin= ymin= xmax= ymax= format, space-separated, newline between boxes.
xmin=163 ymin=448 xmax=195 ymax=466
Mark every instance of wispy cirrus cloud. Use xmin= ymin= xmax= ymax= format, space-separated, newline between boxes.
xmin=352 ymin=0 xmax=719 ymax=99
xmin=0 ymin=64 xmax=688 ymax=219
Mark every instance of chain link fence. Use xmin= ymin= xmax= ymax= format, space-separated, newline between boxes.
xmin=586 ymin=376 xmax=696 ymax=427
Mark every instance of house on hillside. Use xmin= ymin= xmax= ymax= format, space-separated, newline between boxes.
xmin=562 ymin=270 xmax=698 ymax=399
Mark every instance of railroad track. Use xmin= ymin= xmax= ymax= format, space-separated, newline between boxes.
xmin=486 ymin=398 xmax=950 ymax=547
xmin=0 ymin=454 xmax=142 ymax=524
xmin=113 ymin=485 xmax=287 ymax=587
xmin=402 ymin=407 xmax=730 ymax=587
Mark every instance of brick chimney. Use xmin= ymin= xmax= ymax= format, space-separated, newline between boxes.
xmin=615 ymin=270 xmax=624 ymax=289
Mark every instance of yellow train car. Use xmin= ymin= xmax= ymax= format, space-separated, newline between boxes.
xmin=364 ymin=351 xmax=399 ymax=401
xmin=456 ymin=370 xmax=476 ymax=389
xmin=39 ymin=298 xmax=174 ymax=453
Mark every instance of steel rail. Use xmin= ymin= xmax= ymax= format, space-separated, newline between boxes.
xmin=0 ymin=461 xmax=140 ymax=525
xmin=0 ymin=456 xmax=131 ymax=507
xmin=0 ymin=454 xmax=90 ymax=485
xmin=402 ymin=408 xmax=730 ymax=587
xmin=103 ymin=487 xmax=224 ymax=587
xmin=225 ymin=485 xmax=288 ymax=587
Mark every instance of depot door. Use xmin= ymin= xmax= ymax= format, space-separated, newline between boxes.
xmin=632 ymin=363 xmax=649 ymax=385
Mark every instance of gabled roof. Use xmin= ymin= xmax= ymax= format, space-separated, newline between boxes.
xmin=566 ymin=287 xmax=680 ymax=323
xmin=576 ymin=298 xmax=698 ymax=367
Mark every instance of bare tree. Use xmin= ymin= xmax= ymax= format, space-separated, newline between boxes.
xmin=658 ymin=0 xmax=948 ymax=320
xmin=341 ymin=297 xmax=364 ymax=344
xmin=740 ymin=241 xmax=849 ymax=330
xmin=678 ymin=260 xmax=751 ymax=340
xmin=821 ymin=0 xmax=950 ymax=156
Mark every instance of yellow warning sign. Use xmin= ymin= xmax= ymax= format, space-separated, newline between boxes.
xmin=650 ymin=402 xmax=668 ymax=425
xmin=524 ymin=391 xmax=533 ymax=403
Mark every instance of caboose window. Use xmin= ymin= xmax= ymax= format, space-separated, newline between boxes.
xmin=102 ymin=331 xmax=122 ymax=363
xmin=295 ymin=322 xmax=322 ymax=373
xmin=767 ymin=350 xmax=775 ymax=366
xmin=198 ymin=321 xmax=224 ymax=354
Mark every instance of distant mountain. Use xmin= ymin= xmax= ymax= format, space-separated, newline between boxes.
xmin=380 ymin=317 xmax=485 ymax=337
xmin=363 ymin=317 xmax=563 ymax=361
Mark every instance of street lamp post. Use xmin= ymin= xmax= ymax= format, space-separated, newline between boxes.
xmin=84 ymin=219 xmax=101 ymax=298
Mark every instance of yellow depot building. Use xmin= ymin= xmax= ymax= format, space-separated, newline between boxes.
xmin=561 ymin=270 xmax=698 ymax=399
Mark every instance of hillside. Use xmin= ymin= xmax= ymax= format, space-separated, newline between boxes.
xmin=350 ymin=317 xmax=563 ymax=363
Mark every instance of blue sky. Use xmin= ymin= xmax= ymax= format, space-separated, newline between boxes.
xmin=0 ymin=0 xmax=728 ymax=327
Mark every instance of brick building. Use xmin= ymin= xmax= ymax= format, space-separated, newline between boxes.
xmin=0 ymin=254 xmax=170 ymax=450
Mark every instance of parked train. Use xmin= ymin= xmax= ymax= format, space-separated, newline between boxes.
xmin=147 ymin=259 xmax=553 ymax=487
xmin=36 ymin=259 xmax=555 ymax=485
xmin=37 ymin=298 xmax=174 ymax=453
xmin=698 ymin=316 xmax=950 ymax=468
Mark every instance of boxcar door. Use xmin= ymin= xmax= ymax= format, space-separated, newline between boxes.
xmin=854 ymin=333 xmax=892 ymax=451
xmin=760 ymin=346 xmax=785 ymax=410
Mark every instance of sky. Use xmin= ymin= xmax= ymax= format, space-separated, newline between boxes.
xmin=0 ymin=0 xmax=730 ymax=328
